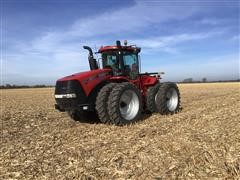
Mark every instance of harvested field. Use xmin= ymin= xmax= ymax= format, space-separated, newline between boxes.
xmin=1 ymin=82 xmax=240 ymax=179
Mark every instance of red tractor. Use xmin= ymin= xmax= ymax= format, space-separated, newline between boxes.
xmin=55 ymin=41 xmax=180 ymax=125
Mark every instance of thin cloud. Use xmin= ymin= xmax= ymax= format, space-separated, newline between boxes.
xmin=231 ymin=35 xmax=240 ymax=41
xmin=5 ymin=0 xmax=203 ymax=78
xmin=27 ymin=0 xmax=202 ymax=54
xmin=4 ymin=0 xmax=238 ymax=84
xmin=132 ymin=31 xmax=224 ymax=53
xmin=200 ymin=18 xmax=219 ymax=25
xmin=145 ymin=53 xmax=239 ymax=82
xmin=69 ymin=1 xmax=200 ymax=37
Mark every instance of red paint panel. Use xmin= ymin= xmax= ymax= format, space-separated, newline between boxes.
xmin=98 ymin=45 xmax=136 ymax=53
xmin=57 ymin=69 xmax=111 ymax=96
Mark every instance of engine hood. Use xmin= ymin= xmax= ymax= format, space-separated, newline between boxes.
xmin=58 ymin=69 xmax=111 ymax=81
xmin=56 ymin=69 xmax=112 ymax=96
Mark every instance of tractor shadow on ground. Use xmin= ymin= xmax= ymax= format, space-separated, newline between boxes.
xmin=73 ymin=111 xmax=153 ymax=125
xmin=138 ymin=107 xmax=184 ymax=123
xmin=71 ymin=108 xmax=183 ymax=125
xmin=72 ymin=112 xmax=101 ymax=124
xmin=138 ymin=112 xmax=152 ymax=123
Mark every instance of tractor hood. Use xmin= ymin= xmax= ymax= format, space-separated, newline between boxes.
xmin=56 ymin=69 xmax=112 ymax=96
xmin=58 ymin=69 xmax=111 ymax=81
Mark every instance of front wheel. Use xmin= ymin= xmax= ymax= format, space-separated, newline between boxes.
xmin=155 ymin=83 xmax=181 ymax=114
xmin=108 ymin=82 xmax=143 ymax=125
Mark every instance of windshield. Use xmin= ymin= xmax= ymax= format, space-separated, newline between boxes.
xmin=101 ymin=51 xmax=139 ymax=79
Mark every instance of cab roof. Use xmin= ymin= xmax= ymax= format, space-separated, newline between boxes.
xmin=98 ymin=45 xmax=141 ymax=53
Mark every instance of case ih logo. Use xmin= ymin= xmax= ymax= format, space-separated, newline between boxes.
xmin=82 ymin=72 xmax=109 ymax=85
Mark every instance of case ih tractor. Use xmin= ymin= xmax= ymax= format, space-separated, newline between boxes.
xmin=55 ymin=41 xmax=180 ymax=125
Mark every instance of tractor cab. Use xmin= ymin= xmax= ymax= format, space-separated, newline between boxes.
xmin=98 ymin=41 xmax=141 ymax=80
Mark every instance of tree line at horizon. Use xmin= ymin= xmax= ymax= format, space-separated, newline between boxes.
xmin=181 ymin=78 xmax=240 ymax=83
xmin=0 ymin=84 xmax=54 ymax=89
xmin=0 ymin=78 xmax=239 ymax=89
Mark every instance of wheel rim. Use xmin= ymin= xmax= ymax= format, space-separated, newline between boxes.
xmin=166 ymin=88 xmax=178 ymax=111
xmin=155 ymin=92 xmax=158 ymax=103
xmin=119 ymin=90 xmax=139 ymax=120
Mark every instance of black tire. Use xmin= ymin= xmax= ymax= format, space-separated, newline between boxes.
xmin=108 ymin=82 xmax=143 ymax=125
xmin=146 ymin=83 xmax=161 ymax=113
xmin=155 ymin=82 xmax=181 ymax=115
xmin=95 ymin=83 xmax=116 ymax=124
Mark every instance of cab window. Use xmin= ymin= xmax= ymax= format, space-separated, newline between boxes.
xmin=102 ymin=52 xmax=121 ymax=75
xmin=123 ymin=52 xmax=139 ymax=79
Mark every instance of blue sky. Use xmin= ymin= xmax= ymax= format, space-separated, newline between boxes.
xmin=2 ymin=0 xmax=239 ymax=85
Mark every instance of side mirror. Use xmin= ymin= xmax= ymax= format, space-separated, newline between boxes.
xmin=134 ymin=48 xmax=141 ymax=53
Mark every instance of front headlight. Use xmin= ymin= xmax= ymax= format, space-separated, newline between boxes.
xmin=55 ymin=93 xmax=77 ymax=99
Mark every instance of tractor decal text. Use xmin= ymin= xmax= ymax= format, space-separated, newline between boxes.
xmin=82 ymin=72 xmax=109 ymax=84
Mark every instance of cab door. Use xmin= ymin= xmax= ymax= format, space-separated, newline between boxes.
xmin=122 ymin=52 xmax=139 ymax=80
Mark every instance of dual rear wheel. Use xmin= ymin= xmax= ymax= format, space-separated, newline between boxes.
xmin=96 ymin=82 xmax=181 ymax=125
xmin=96 ymin=82 xmax=142 ymax=125
xmin=146 ymin=82 xmax=181 ymax=114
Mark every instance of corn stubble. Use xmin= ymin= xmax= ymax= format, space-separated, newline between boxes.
xmin=1 ymin=83 xmax=240 ymax=179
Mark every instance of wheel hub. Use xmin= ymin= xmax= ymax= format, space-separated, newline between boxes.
xmin=166 ymin=88 xmax=178 ymax=111
xmin=119 ymin=90 xmax=139 ymax=120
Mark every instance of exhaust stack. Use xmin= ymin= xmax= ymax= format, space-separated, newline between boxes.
xmin=83 ymin=46 xmax=98 ymax=70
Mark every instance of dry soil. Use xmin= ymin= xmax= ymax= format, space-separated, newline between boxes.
xmin=1 ymin=83 xmax=240 ymax=179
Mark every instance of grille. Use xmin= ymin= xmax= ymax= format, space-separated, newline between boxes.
xmin=55 ymin=80 xmax=87 ymax=110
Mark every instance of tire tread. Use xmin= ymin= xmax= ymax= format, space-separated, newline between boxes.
xmin=96 ymin=83 xmax=116 ymax=124
xmin=108 ymin=82 xmax=142 ymax=125
xmin=156 ymin=82 xmax=181 ymax=115
xmin=146 ymin=83 xmax=161 ymax=112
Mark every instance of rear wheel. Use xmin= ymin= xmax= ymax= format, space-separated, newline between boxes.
xmin=108 ymin=82 xmax=142 ymax=125
xmin=155 ymin=82 xmax=180 ymax=114
xmin=95 ymin=83 xmax=116 ymax=124
xmin=146 ymin=83 xmax=161 ymax=113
